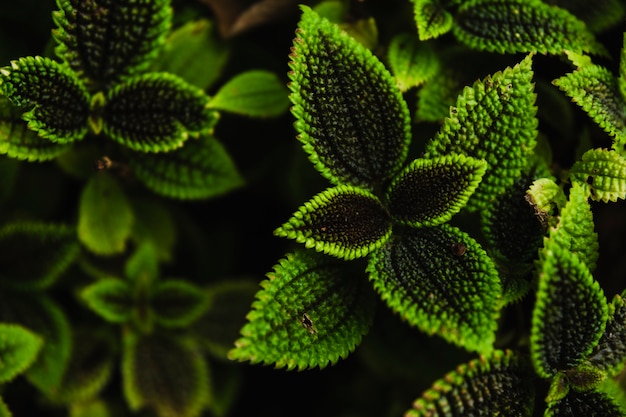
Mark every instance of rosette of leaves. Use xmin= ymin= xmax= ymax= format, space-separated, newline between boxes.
xmin=229 ymin=6 xmax=505 ymax=371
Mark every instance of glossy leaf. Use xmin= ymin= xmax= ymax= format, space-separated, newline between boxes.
xmin=0 ymin=56 xmax=89 ymax=143
xmin=128 ymin=134 xmax=243 ymax=200
xmin=152 ymin=279 xmax=209 ymax=328
xmin=103 ymin=73 xmax=216 ymax=153
xmin=53 ymin=0 xmax=172 ymax=88
xmin=275 ymin=185 xmax=392 ymax=260
xmin=288 ymin=6 xmax=411 ymax=190
xmin=387 ymin=33 xmax=440 ymax=91
xmin=387 ymin=154 xmax=487 ymax=227
xmin=531 ymin=241 xmax=608 ymax=378
xmin=453 ymin=0 xmax=607 ymax=56
xmin=367 ymin=224 xmax=501 ymax=353
xmin=78 ymin=173 xmax=134 ymax=255
xmin=553 ymin=64 xmax=626 ymax=148
xmin=412 ymin=0 xmax=453 ymax=40
xmin=123 ymin=332 xmax=211 ymax=417
xmin=588 ymin=293 xmax=626 ymax=376
xmin=545 ymin=390 xmax=625 ymax=417
xmin=229 ymin=250 xmax=376 ymax=370
xmin=0 ymin=221 xmax=80 ymax=289
xmin=569 ymin=148 xmax=626 ymax=202
xmin=208 ymin=70 xmax=289 ymax=118
xmin=81 ymin=279 xmax=134 ymax=323
xmin=0 ymin=324 xmax=43 ymax=384
xmin=425 ymin=54 xmax=537 ymax=211
xmin=406 ymin=350 xmax=535 ymax=417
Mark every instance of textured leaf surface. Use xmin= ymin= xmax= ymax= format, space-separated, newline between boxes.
xmin=103 ymin=73 xmax=216 ymax=153
xmin=412 ymin=0 xmax=454 ymax=40
xmin=589 ymin=293 xmax=626 ymax=376
xmin=425 ymin=54 xmax=537 ymax=211
xmin=81 ymin=279 xmax=134 ymax=323
xmin=53 ymin=0 xmax=171 ymax=88
xmin=570 ymin=148 xmax=626 ymax=202
xmin=0 ymin=324 xmax=43 ymax=384
xmin=387 ymin=154 xmax=486 ymax=227
xmin=78 ymin=173 xmax=134 ymax=255
xmin=406 ymin=350 xmax=535 ymax=417
xmin=0 ymin=221 xmax=80 ymax=289
xmin=544 ymin=0 xmax=625 ymax=33
xmin=367 ymin=225 xmax=501 ymax=352
xmin=288 ymin=6 xmax=411 ymax=190
xmin=229 ymin=250 xmax=376 ymax=370
xmin=0 ymin=56 xmax=89 ymax=143
xmin=545 ymin=390 xmax=625 ymax=417
xmin=553 ymin=65 xmax=626 ymax=148
xmin=275 ymin=185 xmax=392 ymax=260
xmin=531 ymin=241 xmax=608 ymax=378
xmin=387 ymin=33 xmax=439 ymax=91
xmin=152 ymin=280 xmax=209 ymax=328
xmin=128 ymin=134 xmax=243 ymax=200
xmin=526 ymin=177 xmax=567 ymax=216
xmin=123 ymin=332 xmax=210 ymax=417
xmin=453 ymin=0 xmax=606 ymax=56
xmin=208 ymin=70 xmax=289 ymax=118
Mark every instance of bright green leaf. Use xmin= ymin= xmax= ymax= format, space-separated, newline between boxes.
xmin=288 ymin=6 xmax=411 ymax=190
xmin=124 ymin=241 xmax=159 ymax=284
xmin=208 ymin=70 xmax=289 ymax=118
xmin=526 ymin=177 xmax=567 ymax=218
xmin=152 ymin=279 xmax=209 ymax=328
xmin=0 ymin=56 xmax=90 ymax=143
xmin=275 ymin=185 xmax=392 ymax=260
xmin=229 ymin=250 xmax=376 ymax=370
xmin=544 ymin=0 xmax=625 ymax=33
xmin=53 ymin=0 xmax=172 ymax=88
xmin=406 ymin=350 xmax=535 ymax=417
xmin=81 ymin=279 xmax=134 ymax=323
xmin=412 ymin=0 xmax=454 ymax=40
xmin=453 ymin=0 xmax=607 ymax=56
xmin=367 ymin=224 xmax=501 ymax=353
xmin=545 ymin=390 xmax=625 ymax=417
xmin=0 ymin=324 xmax=43 ymax=384
xmin=569 ymin=148 xmax=626 ymax=202
xmin=387 ymin=33 xmax=440 ymax=92
xmin=103 ymin=73 xmax=216 ymax=153
xmin=387 ymin=154 xmax=487 ymax=227
xmin=69 ymin=399 xmax=113 ymax=417
xmin=0 ymin=397 xmax=9 ymax=417
xmin=588 ymin=293 xmax=626 ymax=376
xmin=78 ymin=173 xmax=134 ymax=255
xmin=530 ymin=241 xmax=608 ymax=378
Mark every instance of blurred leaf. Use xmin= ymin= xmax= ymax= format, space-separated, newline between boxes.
xmin=54 ymin=140 xmax=102 ymax=179
xmin=0 ymin=324 xmax=43 ymax=384
xmin=0 ymin=157 xmax=19 ymax=203
xmin=589 ymin=293 xmax=626 ymax=376
xmin=152 ymin=279 xmax=209 ymax=328
xmin=416 ymin=68 xmax=462 ymax=122
xmin=569 ymin=148 xmax=626 ymax=202
xmin=387 ymin=33 xmax=440 ymax=91
xmin=0 ymin=397 xmax=9 ymax=417
xmin=544 ymin=0 xmax=625 ymax=33
xmin=229 ymin=250 xmax=376 ymax=370
xmin=545 ymin=390 xmax=625 ymax=417
xmin=69 ymin=399 xmax=114 ymax=417
xmin=130 ymin=197 xmax=177 ymax=262
xmin=81 ymin=279 xmax=134 ymax=324
xmin=412 ymin=0 xmax=454 ymax=40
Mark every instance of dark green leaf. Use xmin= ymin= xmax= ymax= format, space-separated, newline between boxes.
xmin=0 ymin=157 xmax=19 ymax=203
xmin=128 ymin=134 xmax=243 ymax=200
xmin=545 ymin=390 xmax=625 ymax=417
xmin=387 ymin=154 xmax=487 ymax=227
xmin=53 ymin=0 xmax=172 ymax=88
xmin=122 ymin=332 xmax=211 ymax=417
xmin=565 ymin=364 xmax=606 ymax=393
xmin=412 ymin=0 xmax=454 ymax=40
xmin=0 ymin=221 xmax=80 ymax=290
xmin=81 ymin=279 xmax=134 ymax=323
xmin=387 ymin=33 xmax=440 ymax=92
xmin=208 ymin=70 xmax=289 ymax=118
xmin=406 ymin=350 xmax=535 ymax=417
xmin=530 ymin=240 xmax=608 ymax=378
xmin=425 ymin=54 xmax=538 ymax=211
xmin=124 ymin=241 xmax=159 ymax=284
xmin=103 ymin=73 xmax=216 ymax=153
xmin=367 ymin=225 xmax=501 ymax=353
xmin=0 ymin=324 xmax=43 ymax=384
xmin=588 ymin=293 xmax=626 ymax=376
xmin=620 ymin=33 xmax=626 ymax=102
xmin=130 ymin=196 xmax=177 ymax=262
xmin=544 ymin=0 xmax=625 ymax=33
xmin=152 ymin=279 xmax=209 ymax=328
xmin=0 ymin=56 xmax=90 ymax=143
xmin=0 ymin=397 xmax=9 ymax=417
xmin=275 ymin=185 xmax=392 ymax=260
xmin=569 ymin=148 xmax=626 ymax=202
xmin=288 ymin=6 xmax=411 ymax=190
xmin=229 ymin=250 xmax=376 ymax=370
xmin=453 ymin=0 xmax=607 ymax=56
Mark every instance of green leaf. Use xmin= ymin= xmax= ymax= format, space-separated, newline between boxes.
xmin=553 ymin=64 xmax=626 ymax=148
xmin=387 ymin=33 xmax=440 ymax=91
xmin=387 ymin=154 xmax=487 ymax=227
xmin=128 ymin=134 xmax=243 ymax=200
xmin=208 ymin=70 xmax=289 ymax=118
xmin=0 ymin=324 xmax=43 ymax=384
xmin=565 ymin=364 xmax=606 ymax=393
xmin=53 ymin=0 xmax=172 ymax=88
xmin=405 ymin=350 xmax=535 ymax=417
xmin=569 ymin=148 xmax=626 ymax=202
xmin=0 ymin=56 xmax=90 ymax=143
xmin=412 ymin=0 xmax=454 ymax=40
xmin=81 ymin=279 xmax=134 ymax=323
xmin=425 ymin=54 xmax=538 ymax=211
xmin=274 ymin=185 xmax=392 ymax=260
xmin=288 ymin=6 xmax=411 ymax=190
xmin=367 ymin=224 xmax=501 ymax=353
xmin=0 ymin=397 xmax=9 ymax=417
xmin=416 ymin=68 xmax=462 ymax=122
xmin=526 ymin=177 xmax=567 ymax=218
xmin=150 ymin=18 xmax=229 ymax=91
xmin=0 ymin=221 xmax=80 ymax=290
xmin=545 ymin=0 xmax=625 ymax=33
xmin=124 ymin=240 xmax=159 ymax=284
xmin=0 ymin=97 xmax=71 ymax=161
xmin=229 ymin=250 xmax=376 ymax=370
xmin=545 ymin=390 xmax=625 ymax=417
xmin=530 ymin=241 xmax=608 ymax=379
xmin=123 ymin=332 xmax=211 ymax=417
xmin=620 ymin=33 xmax=626 ymax=102
xmin=152 ymin=279 xmax=209 ymax=328
xmin=103 ymin=73 xmax=216 ymax=153
xmin=130 ymin=196 xmax=177 ymax=262
xmin=453 ymin=0 xmax=607 ymax=56
xmin=588 ymin=293 xmax=626 ymax=376
xmin=78 ymin=173 xmax=134 ymax=255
